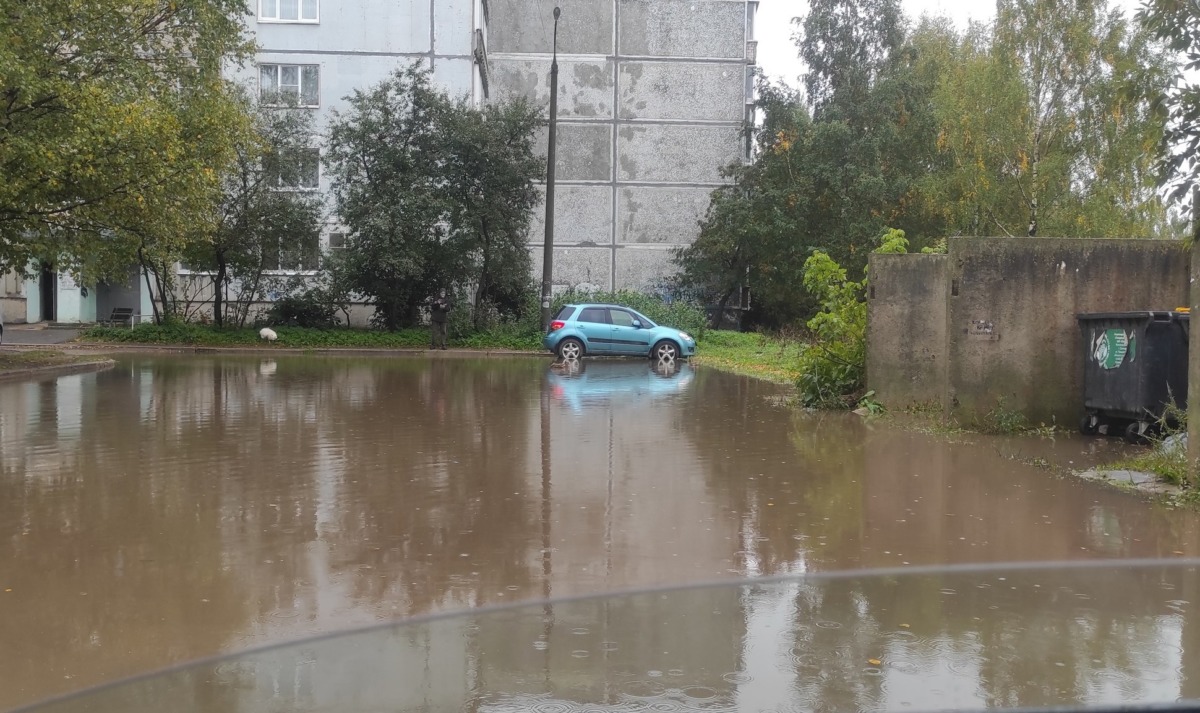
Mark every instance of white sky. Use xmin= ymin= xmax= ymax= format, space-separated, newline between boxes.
xmin=756 ymin=0 xmax=1146 ymax=88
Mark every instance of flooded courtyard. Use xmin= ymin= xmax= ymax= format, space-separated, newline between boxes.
xmin=3 ymin=356 xmax=1200 ymax=711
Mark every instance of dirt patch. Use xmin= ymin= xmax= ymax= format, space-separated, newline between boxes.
xmin=0 ymin=350 xmax=115 ymax=382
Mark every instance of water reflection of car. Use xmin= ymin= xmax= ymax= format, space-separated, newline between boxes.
xmin=542 ymin=303 xmax=696 ymax=361
xmin=547 ymin=359 xmax=694 ymax=413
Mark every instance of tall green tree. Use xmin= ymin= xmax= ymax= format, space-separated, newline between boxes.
xmin=678 ymin=4 xmax=950 ymax=327
xmin=324 ymin=65 xmax=543 ymax=330
xmin=1138 ymin=0 xmax=1200 ymax=210
xmin=441 ymin=98 xmax=543 ymax=328
xmin=676 ymin=84 xmax=819 ymax=326
xmin=933 ymin=0 xmax=1169 ymax=237
xmin=0 ymin=0 xmax=255 ymax=283
xmin=183 ymin=95 xmax=325 ymax=327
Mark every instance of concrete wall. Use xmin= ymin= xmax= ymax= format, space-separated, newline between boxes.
xmin=867 ymin=238 xmax=1191 ymax=426
xmin=0 ymin=270 xmax=24 ymax=324
xmin=489 ymin=0 xmax=754 ymax=291
xmin=866 ymin=254 xmax=948 ymax=412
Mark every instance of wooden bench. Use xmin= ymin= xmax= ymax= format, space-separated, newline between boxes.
xmin=98 ymin=307 xmax=136 ymax=327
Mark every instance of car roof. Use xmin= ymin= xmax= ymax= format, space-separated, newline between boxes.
xmin=568 ymin=303 xmax=636 ymax=310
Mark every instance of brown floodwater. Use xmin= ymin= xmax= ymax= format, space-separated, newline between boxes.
xmin=1 ymin=356 xmax=1199 ymax=711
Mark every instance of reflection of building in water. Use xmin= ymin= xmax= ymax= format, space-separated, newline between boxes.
xmin=0 ymin=376 xmax=89 ymax=478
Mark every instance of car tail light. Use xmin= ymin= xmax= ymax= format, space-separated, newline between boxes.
xmin=549 ymin=320 xmax=566 ymax=331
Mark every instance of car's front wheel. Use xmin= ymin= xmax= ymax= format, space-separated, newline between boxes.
xmin=557 ymin=337 xmax=584 ymax=360
xmin=651 ymin=340 xmax=679 ymax=361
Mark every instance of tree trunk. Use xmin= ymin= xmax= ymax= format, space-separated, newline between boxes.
xmin=712 ymin=283 xmax=737 ymax=330
xmin=1028 ymin=137 xmax=1040 ymax=237
xmin=212 ymin=253 xmax=226 ymax=327
xmin=138 ymin=248 xmax=161 ymax=326
xmin=475 ymin=217 xmax=491 ymax=331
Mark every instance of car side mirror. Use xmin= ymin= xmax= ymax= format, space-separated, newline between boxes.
xmin=632 ymin=320 xmax=642 ymax=329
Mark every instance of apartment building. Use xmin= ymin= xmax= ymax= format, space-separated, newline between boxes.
xmin=490 ymin=0 xmax=759 ymax=292
xmin=5 ymin=0 xmax=754 ymax=323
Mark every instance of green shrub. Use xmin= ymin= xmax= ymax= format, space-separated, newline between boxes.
xmin=264 ymin=293 xmax=338 ymax=329
xmin=795 ymin=229 xmax=908 ymax=409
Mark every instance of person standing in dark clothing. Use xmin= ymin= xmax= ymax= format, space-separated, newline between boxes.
xmin=430 ymin=290 xmax=450 ymax=350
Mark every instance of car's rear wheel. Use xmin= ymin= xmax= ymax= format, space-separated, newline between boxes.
xmin=651 ymin=340 xmax=679 ymax=361
xmin=557 ymin=337 xmax=584 ymax=360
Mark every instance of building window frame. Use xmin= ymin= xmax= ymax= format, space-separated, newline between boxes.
xmin=259 ymin=64 xmax=321 ymax=108
xmin=259 ymin=0 xmax=319 ymax=24
xmin=265 ymin=147 xmax=321 ymax=192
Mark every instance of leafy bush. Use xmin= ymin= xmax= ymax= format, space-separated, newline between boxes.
xmin=795 ymin=229 xmax=908 ymax=408
xmin=263 ymin=292 xmax=338 ymax=329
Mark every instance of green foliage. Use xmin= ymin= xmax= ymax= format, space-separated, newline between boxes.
xmin=931 ymin=0 xmax=1170 ymax=238
xmin=324 ymin=65 xmax=543 ymax=330
xmin=679 ymin=0 xmax=1173 ymax=330
xmin=795 ymin=229 xmax=909 ymax=408
xmin=1139 ymin=0 xmax=1200 ymax=213
xmin=676 ymin=5 xmax=952 ymax=329
xmin=1110 ymin=402 xmax=1190 ymax=486
xmin=0 ymin=0 xmax=256 ymax=284
xmin=263 ymin=293 xmax=338 ymax=329
xmin=856 ymin=391 xmax=885 ymax=415
xmin=81 ymin=323 xmax=541 ymax=351
xmin=689 ymin=330 xmax=807 ymax=385
xmin=182 ymin=96 xmax=325 ymax=327
xmin=979 ymin=398 xmax=1031 ymax=434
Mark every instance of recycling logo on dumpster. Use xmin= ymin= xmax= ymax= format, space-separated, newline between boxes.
xmin=1092 ymin=329 xmax=1136 ymax=370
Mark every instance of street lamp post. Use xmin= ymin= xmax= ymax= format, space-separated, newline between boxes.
xmin=540 ymin=6 xmax=561 ymax=332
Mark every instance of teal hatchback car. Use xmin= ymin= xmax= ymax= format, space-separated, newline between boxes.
xmin=543 ymin=303 xmax=697 ymax=360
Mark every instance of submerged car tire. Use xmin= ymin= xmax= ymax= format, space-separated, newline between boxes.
xmin=651 ymin=340 xmax=679 ymax=361
xmin=557 ymin=337 xmax=584 ymax=360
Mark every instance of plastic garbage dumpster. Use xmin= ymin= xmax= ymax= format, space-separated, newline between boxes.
xmin=1077 ymin=310 xmax=1189 ymax=442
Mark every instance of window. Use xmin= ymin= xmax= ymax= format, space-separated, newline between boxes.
xmin=609 ymin=309 xmax=636 ymax=328
xmin=267 ymin=229 xmax=320 ymax=271
xmin=578 ymin=308 xmax=609 ymax=324
xmin=260 ymin=0 xmax=318 ymax=22
xmin=554 ymin=305 xmax=575 ymax=320
xmin=327 ymin=232 xmax=346 ymax=249
xmin=265 ymin=148 xmax=320 ymax=190
xmin=260 ymin=64 xmax=319 ymax=107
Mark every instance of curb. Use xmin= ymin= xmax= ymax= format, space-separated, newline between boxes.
xmin=0 ymin=359 xmax=116 ymax=384
xmin=19 ymin=342 xmax=555 ymax=359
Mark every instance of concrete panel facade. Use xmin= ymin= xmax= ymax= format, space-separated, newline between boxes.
xmin=534 ymin=123 xmax=613 ymax=181
xmin=492 ymin=59 xmax=616 ymax=119
xmin=866 ymin=254 xmax=948 ymax=412
xmin=617 ymin=125 xmax=740 ymax=183
xmin=490 ymin=0 xmax=754 ymax=290
xmin=488 ymin=0 xmax=615 ymax=54
xmin=614 ymin=247 xmax=677 ymax=292
xmin=530 ymin=185 xmax=614 ymax=246
xmin=618 ymin=0 xmax=748 ymax=59
xmin=618 ymin=62 xmax=746 ymax=121
xmin=866 ymin=238 xmax=1191 ymax=427
xmin=531 ymin=248 xmax=613 ymax=291
xmin=617 ymin=187 xmax=711 ymax=244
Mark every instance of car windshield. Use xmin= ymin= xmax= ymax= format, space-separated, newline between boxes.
xmin=16 ymin=560 xmax=1200 ymax=713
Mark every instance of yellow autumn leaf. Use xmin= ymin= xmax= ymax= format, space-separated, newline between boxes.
xmin=868 ymin=658 xmax=881 ymax=666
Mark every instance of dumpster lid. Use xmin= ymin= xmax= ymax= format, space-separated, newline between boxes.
xmin=1076 ymin=310 xmax=1187 ymax=321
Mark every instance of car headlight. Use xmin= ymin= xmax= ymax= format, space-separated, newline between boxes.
xmin=679 ymin=332 xmax=693 ymax=342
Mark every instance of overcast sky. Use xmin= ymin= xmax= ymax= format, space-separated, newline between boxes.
xmin=757 ymin=0 xmax=1146 ymax=88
